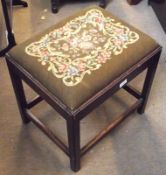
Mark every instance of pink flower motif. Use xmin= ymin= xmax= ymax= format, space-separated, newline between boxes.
xmin=115 ymin=28 xmax=124 ymax=35
xmin=41 ymin=50 xmax=49 ymax=56
xmin=113 ymin=38 xmax=123 ymax=45
xmin=50 ymin=57 xmax=56 ymax=62
xmin=95 ymin=17 xmax=101 ymax=23
xmin=97 ymin=51 xmax=111 ymax=64
xmin=97 ymin=55 xmax=107 ymax=63
xmin=58 ymin=64 xmax=68 ymax=73
xmin=77 ymin=62 xmax=86 ymax=72
xmin=101 ymin=51 xmax=111 ymax=58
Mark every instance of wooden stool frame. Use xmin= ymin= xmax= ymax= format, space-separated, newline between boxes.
xmin=1 ymin=0 xmax=162 ymax=171
xmin=5 ymin=46 xmax=161 ymax=172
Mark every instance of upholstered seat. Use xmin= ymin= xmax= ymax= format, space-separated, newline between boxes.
xmin=8 ymin=6 xmax=159 ymax=110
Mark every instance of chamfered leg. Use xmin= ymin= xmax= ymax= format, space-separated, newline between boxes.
xmin=67 ymin=118 xmax=81 ymax=172
xmin=6 ymin=60 xmax=30 ymax=124
xmin=51 ymin=0 xmax=59 ymax=13
xmin=137 ymin=50 xmax=161 ymax=114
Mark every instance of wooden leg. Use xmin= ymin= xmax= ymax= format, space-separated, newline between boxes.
xmin=51 ymin=0 xmax=59 ymax=13
xmin=6 ymin=60 xmax=30 ymax=124
xmin=137 ymin=51 xmax=161 ymax=114
xmin=67 ymin=119 xmax=81 ymax=172
xmin=12 ymin=0 xmax=28 ymax=7
xmin=99 ymin=0 xmax=106 ymax=8
xmin=0 ymin=0 xmax=16 ymax=57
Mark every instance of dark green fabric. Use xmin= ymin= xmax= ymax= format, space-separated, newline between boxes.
xmin=8 ymin=6 xmax=159 ymax=110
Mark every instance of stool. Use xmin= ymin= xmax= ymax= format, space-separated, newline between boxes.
xmin=5 ymin=6 xmax=161 ymax=172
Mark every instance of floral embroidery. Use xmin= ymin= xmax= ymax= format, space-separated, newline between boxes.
xmin=25 ymin=9 xmax=139 ymax=86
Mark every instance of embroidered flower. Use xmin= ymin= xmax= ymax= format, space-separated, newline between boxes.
xmin=97 ymin=51 xmax=111 ymax=63
xmin=50 ymin=57 xmax=56 ymax=62
xmin=77 ymin=62 xmax=86 ymax=72
xmin=95 ymin=17 xmax=102 ymax=23
xmin=67 ymin=66 xmax=79 ymax=76
xmin=97 ymin=56 xmax=107 ymax=63
xmin=112 ymin=38 xmax=124 ymax=46
xmin=58 ymin=64 xmax=68 ymax=73
xmin=41 ymin=49 xmax=49 ymax=56
xmin=115 ymin=28 xmax=124 ymax=35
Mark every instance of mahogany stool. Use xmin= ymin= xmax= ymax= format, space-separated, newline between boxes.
xmin=5 ymin=6 xmax=161 ymax=172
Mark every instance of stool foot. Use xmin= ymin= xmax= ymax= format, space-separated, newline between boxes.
xmin=52 ymin=6 xmax=58 ymax=13
xmin=51 ymin=0 xmax=59 ymax=13
xmin=137 ymin=107 xmax=144 ymax=114
xmin=67 ymin=119 xmax=81 ymax=172
xmin=70 ymin=159 xmax=80 ymax=172
xmin=99 ymin=0 xmax=106 ymax=8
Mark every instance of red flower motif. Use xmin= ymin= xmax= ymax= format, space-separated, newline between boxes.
xmin=42 ymin=50 xmax=49 ymax=56
xmin=50 ymin=57 xmax=56 ymax=62
xmin=97 ymin=56 xmax=107 ymax=63
xmin=95 ymin=17 xmax=101 ymax=23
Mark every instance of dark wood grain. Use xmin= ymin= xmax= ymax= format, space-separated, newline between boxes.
xmin=0 ymin=0 xmax=16 ymax=57
xmin=6 ymin=60 xmax=30 ymax=123
xmin=137 ymin=50 xmax=161 ymax=114
xmin=67 ymin=119 xmax=81 ymax=172
xmin=123 ymin=85 xmax=141 ymax=99
xmin=26 ymin=110 xmax=69 ymax=156
xmin=27 ymin=95 xmax=43 ymax=109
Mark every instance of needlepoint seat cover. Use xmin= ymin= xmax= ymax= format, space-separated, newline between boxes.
xmin=8 ymin=6 xmax=159 ymax=110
